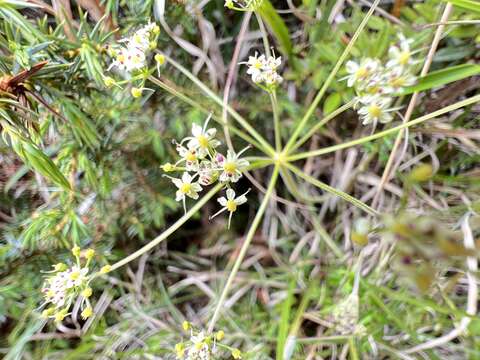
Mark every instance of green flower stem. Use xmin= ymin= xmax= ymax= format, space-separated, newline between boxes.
xmin=148 ymin=75 xmax=266 ymax=152
xmin=290 ymin=100 xmax=355 ymax=153
xmin=282 ymin=0 xmax=381 ymax=154
xmin=207 ymin=164 xmax=280 ymax=332
xmin=270 ymin=90 xmax=282 ymax=151
xmin=287 ymin=93 xmax=480 ymax=161
xmin=159 ymin=53 xmax=276 ymax=157
xmin=109 ymin=183 xmax=224 ymax=272
xmin=285 ymin=163 xmax=379 ymax=217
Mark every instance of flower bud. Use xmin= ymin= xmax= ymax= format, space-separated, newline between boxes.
xmin=85 ymin=248 xmax=95 ymax=260
xmin=100 ymin=265 xmax=111 ymax=274
xmin=182 ymin=320 xmax=190 ymax=331
xmin=232 ymin=348 xmax=242 ymax=359
xmin=81 ymin=306 xmax=93 ymax=319
xmin=53 ymin=263 xmax=68 ymax=272
xmin=131 ymin=87 xmax=143 ymax=98
xmin=155 ymin=54 xmax=166 ymax=65
xmin=72 ymin=245 xmax=81 ymax=257
xmin=103 ymin=76 xmax=116 ymax=88
xmin=408 ymin=163 xmax=433 ymax=182
xmin=82 ymin=287 xmax=93 ymax=298
xmin=215 ymin=330 xmax=225 ymax=341
xmin=161 ymin=163 xmax=175 ymax=172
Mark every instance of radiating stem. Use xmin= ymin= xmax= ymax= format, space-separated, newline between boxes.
xmin=270 ymin=91 xmax=282 ymax=151
xmin=109 ymin=183 xmax=223 ymax=271
xmin=207 ymin=164 xmax=280 ymax=332
xmin=290 ymin=100 xmax=355 ymax=152
xmin=285 ymin=163 xmax=379 ymax=217
xmin=159 ymin=53 xmax=276 ymax=156
xmin=287 ymin=93 xmax=480 ymax=161
xmin=282 ymin=0 xmax=381 ymax=154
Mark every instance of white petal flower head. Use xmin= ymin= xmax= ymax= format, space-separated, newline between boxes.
xmin=211 ymin=188 xmax=250 ymax=228
xmin=183 ymin=115 xmax=221 ymax=158
xmin=176 ymin=143 xmax=200 ymax=172
xmin=384 ymin=66 xmax=417 ymax=93
xmin=109 ymin=45 xmax=147 ymax=73
xmin=345 ymin=58 xmax=381 ymax=88
xmin=386 ymin=34 xmax=415 ymax=69
xmin=172 ymin=172 xmax=203 ymax=212
xmin=217 ymin=147 xmax=250 ymax=183
xmin=357 ymin=95 xmax=396 ymax=125
xmin=186 ymin=331 xmax=212 ymax=360
xmin=245 ymin=52 xmax=282 ymax=88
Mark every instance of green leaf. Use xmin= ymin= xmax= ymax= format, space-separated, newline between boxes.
xmin=439 ymin=0 xmax=480 ymax=14
xmin=257 ymin=0 xmax=293 ymax=58
xmin=323 ymin=92 xmax=342 ymax=115
xmin=401 ymin=63 xmax=480 ymax=95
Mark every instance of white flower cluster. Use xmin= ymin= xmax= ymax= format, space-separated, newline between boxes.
xmin=108 ymin=22 xmax=160 ymax=74
xmin=345 ymin=34 xmax=417 ymax=125
xmin=245 ymin=52 xmax=283 ymax=90
xmin=163 ymin=115 xmax=250 ymax=227
xmin=175 ymin=323 xmax=242 ymax=359
xmin=224 ymin=0 xmax=263 ymax=11
xmin=40 ymin=246 xmax=111 ymax=322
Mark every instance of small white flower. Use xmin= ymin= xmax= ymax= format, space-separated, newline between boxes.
xmin=197 ymin=161 xmax=218 ymax=186
xmin=386 ymin=34 xmax=415 ymax=69
xmin=345 ymin=58 xmax=381 ymax=88
xmin=244 ymin=52 xmax=283 ymax=88
xmin=211 ymin=188 xmax=250 ymax=228
xmin=182 ymin=115 xmax=220 ymax=158
xmin=216 ymin=147 xmax=250 ymax=183
xmin=175 ymin=143 xmax=200 ymax=172
xmin=357 ymin=95 xmax=396 ymax=125
xmin=171 ymin=172 xmax=203 ymax=212
xmin=383 ymin=66 xmax=416 ymax=93
xmin=108 ymin=46 xmax=147 ymax=73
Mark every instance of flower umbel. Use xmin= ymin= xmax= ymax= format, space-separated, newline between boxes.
xmin=244 ymin=51 xmax=283 ymax=90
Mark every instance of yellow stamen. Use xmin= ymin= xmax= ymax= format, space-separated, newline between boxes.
xmin=355 ymin=67 xmax=368 ymax=79
xmin=224 ymin=162 xmax=236 ymax=174
xmin=399 ymin=51 xmax=410 ymax=65
xmin=226 ymin=200 xmax=237 ymax=212
xmin=180 ymin=183 xmax=192 ymax=194
xmin=186 ymin=152 xmax=196 ymax=162
xmin=197 ymin=135 xmax=209 ymax=148
xmin=368 ymin=105 xmax=382 ymax=118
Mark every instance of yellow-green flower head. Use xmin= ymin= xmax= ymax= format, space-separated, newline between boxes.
xmin=155 ymin=53 xmax=166 ymax=65
xmin=81 ymin=306 xmax=93 ymax=319
xmin=100 ymin=265 xmax=112 ymax=274
xmin=131 ymin=87 xmax=143 ymax=98
xmin=72 ymin=245 xmax=81 ymax=257
xmin=232 ymin=348 xmax=242 ymax=359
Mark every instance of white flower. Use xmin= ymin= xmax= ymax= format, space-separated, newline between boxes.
xmin=345 ymin=58 xmax=381 ymax=88
xmin=42 ymin=265 xmax=89 ymax=310
xmin=182 ymin=115 xmax=220 ymax=158
xmin=108 ymin=46 xmax=146 ymax=73
xmin=197 ymin=161 xmax=218 ymax=186
xmin=216 ymin=147 xmax=250 ymax=183
xmin=244 ymin=52 xmax=283 ymax=88
xmin=386 ymin=34 xmax=415 ymax=69
xmin=357 ymin=95 xmax=396 ymax=125
xmin=185 ymin=331 xmax=212 ymax=360
xmin=383 ymin=66 xmax=417 ymax=93
xmin=171 ymin=172 xmax=203 ymax=212
xmin=246 ymin=52 xmax=266 ymax=83
xmin=211 ymin=188 xmax=250 ymax=228
xmin=175 ymin=143 xmax=200 ymax=172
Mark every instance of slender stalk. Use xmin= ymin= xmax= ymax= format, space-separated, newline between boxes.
xmin=207 ymin=164 xmax=280 ymax=332
xmin=285 ymin=163 xmax=380 ymax=217
xmin=290 ymin=100 xmax=355 ymax=152
xmin=282 ymin=0 xmax=381 ymax=153
xmin=109 ymin=183 xmax=223 ymax=271
xmin=222 ymin=11 xmax=252 ymax=152
xmin=371 ymin=2 xmax=453 ymax=209
xmin=270 ymin=91 xmax=282 ymax=151
xmin=160 ymin=53 xmax=276 ymax=156
xmin=148 ymin=76 xmax=266 ymax=151
xmin=287 ymin=93 xmax=480 ymax=161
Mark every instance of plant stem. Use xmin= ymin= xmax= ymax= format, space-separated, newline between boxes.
xmin=270 ymin=91 xmax=282 ymax=151
xmin=287 ymin=93 xmax=480 ymax=161
xmin=159 ymin=53 xmax=276 ymax=157
xmin=109 ymin=183 xmax=223 ymax=271
xmin=290 ymin=100 xmax=355 ymax=153
xmin=207 ymin=164 xmax=280 ymax=332
xmin=282 ymin=0 xmax=381 ymax=154
xmin=285 ymin=163 xmax=379 ymax=217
